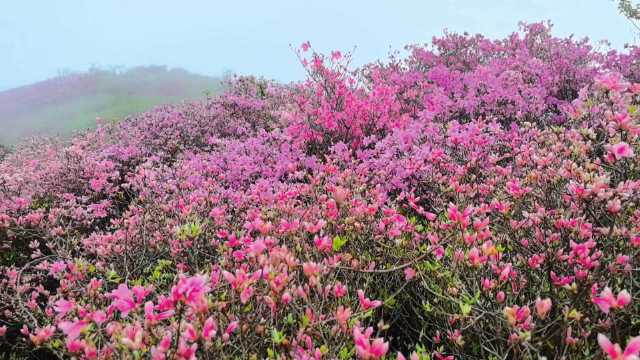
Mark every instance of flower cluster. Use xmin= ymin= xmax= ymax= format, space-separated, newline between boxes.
xmin=1 ymin=22 xmax=640 ymax=359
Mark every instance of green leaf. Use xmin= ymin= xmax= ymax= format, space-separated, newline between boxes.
xmin=271 ymin=329 xmax=284 ymax=345
xmin=106 ymin=269 xmax=122 ymax=283
xmin=332 ymin=235 xmax=348 ymax=251
xmin=460 ymin=302 xmax=472 ymax=316
xmin=301 ymin=314 xmax=310 ymax=327
xmin=422 ymin=301 xmax=432 ymax=314
xmin=339 ymin=347 xmax=354 ymax=360
xmin=285 ymin=313 xmax=294 ymax=325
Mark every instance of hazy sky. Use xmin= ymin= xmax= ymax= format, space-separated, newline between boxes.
xmin=0 ymin=0 xmax=636 ymax=90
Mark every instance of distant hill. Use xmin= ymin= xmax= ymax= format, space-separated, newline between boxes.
xmin=0 ymin=66 xmax=225 ymax=145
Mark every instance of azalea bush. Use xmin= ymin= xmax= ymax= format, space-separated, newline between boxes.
xmin=1 ymin=22 xmax=640 ymax=359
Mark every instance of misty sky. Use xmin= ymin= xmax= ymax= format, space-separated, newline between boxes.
xmin=0 ymin=0 xmax=636 ymax=90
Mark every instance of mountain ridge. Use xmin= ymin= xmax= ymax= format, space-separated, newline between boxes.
xmin=0 ymin=65 xmax=225 ymax=145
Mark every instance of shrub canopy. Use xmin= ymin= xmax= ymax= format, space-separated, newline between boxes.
xmin=1 ymin=22 xmax=640 ymax=359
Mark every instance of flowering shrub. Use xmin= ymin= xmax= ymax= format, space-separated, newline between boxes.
xmin=1 ymin=22 xmax=640 ymax=359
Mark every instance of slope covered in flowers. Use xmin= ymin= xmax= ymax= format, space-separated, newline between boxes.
xmin=1 ymin=22 xmax=640 ymax=359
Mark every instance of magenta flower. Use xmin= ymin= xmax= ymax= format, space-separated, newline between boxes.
xmin=240 ymin=285 xmax=254 ymax=304
xmin=593 ymin=287 xmax=632 ymax=314
xmin=120 ymin=323 xmax=144 ymax=350
xmin=170 ymin=274 xmax=210 ymax=310
xmin=202 ymin=316 xmax=218 ymax=341
xmin=598 ymin=333 xmax=640 ymax=360
xmin=535 ymin=297 xmax=552 ymax=319
xmin=91 ymin=310 xmax=107 ymax=324
xmin=353 ymin=326 xmax=389 ymax=360
xmin=177 ymin=341 xmax=197 ymax=360
xmin=357 ymin=289 xmax=382 ymax=310
xmin=58 ymin=319 xmax=88 ymax=341
xmin=608 ymin=142 xmax=635 ymax=160
xmin=313 ymin=235 xmax=333 ymax=252
xmin=404 ymin=267 xmax=416 ymax=281
xmin=144 ymin=301 xmax=174 ymax=324
xmin=53 ymin=299 xmax=75 ymax=316
xmin=29 ymin=326 xmax=55 ymax=346
xmin=595 ymin=72 xmax=629 ymax=92
xmin=336 ymin=305 xmax=352 ymax=327
xmin=109 ymin=284 xmax=137 ymax=317
xmin=333 ymin=282 xmax=348 ymax=298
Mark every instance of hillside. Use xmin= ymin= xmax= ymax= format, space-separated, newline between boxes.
xmin=1 ymin=24 xmax=640 ymax=359
xmin=0 ymin=66 xmax=224 ymax=145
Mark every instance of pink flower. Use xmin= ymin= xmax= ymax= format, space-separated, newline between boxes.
xmin=433 ymin=246 xmax=445 ymax=260
xmin=353 ymin=326 xmax=389 ymax=360
xmin=144 ymin=301 xmax=174 ymax=324
xmin=87 ymin=278 xmax=103 ymax=293
xmin=595 ymin=72 xmax=629 ymax=92
xmin=333 ymin=186 xmax=349 ymax=204
xmin=58 ymin=319 xmax=89 ymax=341
xmin=202 ymin=316 xmax=218 ymax=340
xmin=503 ymin=305 xmax=532 ymax=329
xmin=226 ymin=320 xmax=239 ymax=335
xmin=608 ymin=142 xmax=635 ymax=160
xmin=607 ymin=199 xmax=622 ymax=214
xmin=65 ymin=339 xmax=86 ymax=353
xmin=177 ymin=341 xmax=198 ymax=360
xmin=240 ymin=285 xmax=254 ymax=304
xmin=53 ymin=299 xmax=74 ymax=316
xmin=132 ymin=285 xmax=153 ymax=303
xmin=89 ymin=178 xmax=105 ymax=192
xmin=30 ymin=326 xmax=55 ymax=345
xmin=302 ymin=262 xmax=322 ymax=278
xmin=182 ymin=323 xmax=199 ymax=342
xmin=247 ymin=239 xmax=267 ymax=256
xmin=120 ymin=323 xmax=144 ymax=350
xmin=397 ymin=352 xmax=420 ymax=360
xmin=313 ymin=235 xmax=332 ymax=252
xmin=171 ymin=274 xmax=210 ymax=311
xmin=598 ymin=333 xmax=640 ymax=360
xmin=222 ymin=269 xmax=247 ymax=289
xmin=404 ymin=267 xmax=416 ymax=281
xmin=357 ymin=289 xmax=382 ymax=310
xmin=151 ymin=335 xmax=172 ymax=360
xmin=333 ymin=282 xmax=348 ymax=298
xmin=281 ymin=291 xmax=293 ymax=304
xmin=84 ymin=343 xmax=97 ymax=359
xmin=336 ymin=305 xmax=352 ymax=327
xmin=222 ymin=321 xmax=239 ymax=342
xmin=109 ymin=284 xmax=136 ymax=317
xmin=91 ymin=310 xmax=107 ymax=324
xmin=48 ymin=261 xmax=67 ymax=276
xmin=593 ymin=287 xmax=632 ymax=314
xmin=301 ymin=41 xmax=311 ymax=52
xmin=535 ymin=297 xmax=552 ymax=319
xmin=447 ymin=203 xmax=471 ymax=228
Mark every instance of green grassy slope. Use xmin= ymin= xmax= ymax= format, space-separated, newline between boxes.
xmin=0 ymin=66 xmax=224 ymax=145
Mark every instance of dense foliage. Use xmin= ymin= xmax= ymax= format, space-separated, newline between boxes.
xmin=1 ymin=22 xmax=640 ymax=359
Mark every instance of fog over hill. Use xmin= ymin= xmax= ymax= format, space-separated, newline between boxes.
xmin=0 ymin=66 xmax=225 ymax=145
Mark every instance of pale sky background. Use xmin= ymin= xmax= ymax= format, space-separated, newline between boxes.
xmin=0 ymin=0 xmax=636 ymax=91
